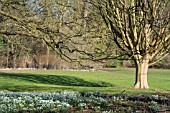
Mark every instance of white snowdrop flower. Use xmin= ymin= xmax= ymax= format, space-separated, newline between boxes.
xmin=13 ymin=99 xmax=18 ymax=103
xmin=62 ymin=102 xmax=70 ymax=107
xmin=22 ymin=108 xmax=28 ymax=111
xmin=79 ymin=103 xmax=86 ymax=106
xmin=65 ymin=103 xmax=70 ymax=107
xmin=29 ymin=103 xmax=34 ymax=107
xmin=40 ymin=100 xmax=46 ymax=103
xmin=55 ymin=100 xmax=61 ymax=104
xmin=57 ymin=104 xmax=62 ymax=107
xmin=19 ymin=103 xmax=24 ymax=108
xmin=151 ymin=101 xmax=157 ymax=104
xmin=18 ymin=97 xmax=22 ymax=100
xmin=3 ymin=97 xmax=10 ymax=102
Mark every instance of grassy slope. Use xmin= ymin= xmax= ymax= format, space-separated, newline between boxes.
xmin=0 ymin=68 xmax=169 ymax=94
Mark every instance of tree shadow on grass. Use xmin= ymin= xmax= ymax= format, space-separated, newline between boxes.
xmin=0 ymin=85 xmax=78 ymax=92
xmin=0 ymin=72 xmax=113 ymax=87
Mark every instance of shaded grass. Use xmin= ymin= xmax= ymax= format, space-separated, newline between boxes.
xmin=0 ymin=72 xmax=113 ymax=87
xmin=0 ymin=68 xmax=169 ymax=94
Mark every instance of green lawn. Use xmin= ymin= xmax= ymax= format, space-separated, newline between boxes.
xmin=0 ymin=68 xmax=169 ymax=94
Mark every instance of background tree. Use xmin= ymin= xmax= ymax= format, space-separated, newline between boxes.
xmin=0 ymin=0 xmax=114 ymax=68
xmin=0 ymin=0 xmax=87 ymax=61
xmin=89 ymin=0 xmax=170 ymax=89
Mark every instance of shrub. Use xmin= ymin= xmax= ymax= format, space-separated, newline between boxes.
xmin=105 ymin=60 xmax=123 ymax=68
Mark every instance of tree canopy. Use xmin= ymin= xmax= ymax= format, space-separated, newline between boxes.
xmin=90 ymin=0 xmax=170 ymax=89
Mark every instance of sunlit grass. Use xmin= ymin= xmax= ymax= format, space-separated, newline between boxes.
xmin=0 ymin=68 xmax=169 ymax=94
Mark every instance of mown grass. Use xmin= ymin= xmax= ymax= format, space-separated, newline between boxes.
xmin=0 ymin=68 xmax=169 ymax=94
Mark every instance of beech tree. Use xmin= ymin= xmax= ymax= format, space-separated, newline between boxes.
xmin=0 ymin=0 xmax=112 ymax=64
xmin=0 ymin=0 xmax=83 ymax=61
xmin=89 ymin=0 xmax=170 ymax=89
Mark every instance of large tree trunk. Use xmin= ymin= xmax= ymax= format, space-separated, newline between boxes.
xmin=134 ymin=60 xmax=149 ymax=89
